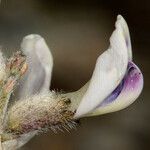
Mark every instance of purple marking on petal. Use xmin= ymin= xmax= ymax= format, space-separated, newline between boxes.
xmin=99 ymin=80 xmax=124 ymax=107
xmin=126 ymin=38 xmax=129 ymax=48
xmin=98 ymin=61 xmax=143 ymax=107
xmin=123 ymin=61 xmax=143 ymax=92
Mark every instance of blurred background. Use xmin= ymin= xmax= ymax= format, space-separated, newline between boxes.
xmin=0 ymin=0 xmax=149 ymax=150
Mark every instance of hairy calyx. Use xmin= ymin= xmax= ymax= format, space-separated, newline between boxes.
xmin=5 ymin=92 xmax=75 ymax=137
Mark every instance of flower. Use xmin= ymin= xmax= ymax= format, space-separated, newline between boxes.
xmin=71 ymin=15 xmax=143 ymax=118
xmin=17 ymin=15 xmax=144 ymax=119
xmin=57 ymin=15 xmax=143 ymax=118
xmin=1 ymin=15 xmax=143 ymax=149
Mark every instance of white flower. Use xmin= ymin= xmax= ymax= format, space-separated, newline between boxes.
xmin=1 ymin=15 xmax=143 ymax=149
xmin=70 ymin=15 xmax=143 ymax=118
xmin=19 ymin=15 xmax=143 ymax=119
xmin=56 ymin=15 xmax=143 ymax=119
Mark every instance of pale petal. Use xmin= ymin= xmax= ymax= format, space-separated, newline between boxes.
xmin=17 ymin=34 xmax=53 ymax=99
xmin=89 ymin=62 xmax=143 ymax=116
xmin=74 ymin=16 xmax=128 ymax=118
xmin=117 ymin=15 xmax=132 ymax=60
